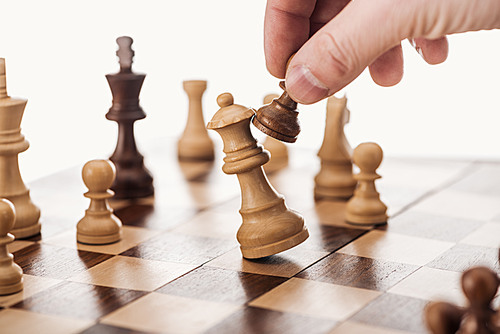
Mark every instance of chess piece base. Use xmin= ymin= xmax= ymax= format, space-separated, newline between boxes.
xmin=11 ymin=222 xmax=41 ymax=239
xmin=0 ymin=278 xmax=23 ymax=296
xmin=252 ymin=116 xmax=297 ymax=143
xmin=177 ymin=138 xmax=215 ymax=161
xmin=77 ymin=231 xmax=122 ymax=245
xmin=314 ymin=186 xmax=354 ymax=201
xmin=241 ymin=228 xmax=309 ymax=259
xmin=345 ymin=212 xmax=388 ymax=225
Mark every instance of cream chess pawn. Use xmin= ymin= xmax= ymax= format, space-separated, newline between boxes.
xmin=345 ymin=142 xmax=388 ymax=225
xmin=0 ymin=58 xmax=40 ymax=238
xmin=314 ymin=96 xmax=356 ymax=200
xmin=77 ymin=160 xmax=122 ymax=244
xmin=262 ymin=94 xmax=289 ymax=174
xmin=178 ymin=80 xmax=214 ymax=161
xmin=207 ymin=93 xmax=308 ymax=259
xmin=0 ymin=199 xmax=23 ymax=295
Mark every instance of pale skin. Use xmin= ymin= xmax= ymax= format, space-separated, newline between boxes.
xmin=264 ymin=0 xmax=500 ymax=104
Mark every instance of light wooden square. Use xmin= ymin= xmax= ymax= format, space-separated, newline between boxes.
xmin=459 ymin=222 xmax=500 ymax=248
xmin=68 ymin=255 xmax=196 ymax=291
xmin=0 ymin=309 xmax=92 ymax=334
xmin=207 ymin=246 xmax=329 ymax=278
xmin=410 ymin=190 xmax=500 ymax=221
xmin=101 ymin=292 xmax=241 ymax=333
xmin=42 ymin=225 xmax=161 ymax=255
xmin=388 ymin=267 xmax=466 ymax=306
xmin=330 ymin=321 xmax=412 ymax=334
xmin=171 ymin=209 xmax=240 ymax=240
xmin=0 ymin=274 xmax=62 ymax=307
xmin=338 ymin=230 xmax=454 ymax=266
xmin=249 ymin=278 xmax=381 ymax=321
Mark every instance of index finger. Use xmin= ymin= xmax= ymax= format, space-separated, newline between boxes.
xmin=264 ymin=0 xmax=317 ymax=78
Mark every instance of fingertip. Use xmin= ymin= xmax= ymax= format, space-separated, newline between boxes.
xmin=369 ymin=45 xmax=404 ymax=87
xmin=413 ymin=37 xmax=449 ymax=65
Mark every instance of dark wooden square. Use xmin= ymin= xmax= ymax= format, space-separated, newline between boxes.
xmin=157 ymin=266 xmax=287 ymax=304
xmin=305 ymin=225 xmax=367 ymax=252
xmin=79 ymin=323 xmax=151 ymax=334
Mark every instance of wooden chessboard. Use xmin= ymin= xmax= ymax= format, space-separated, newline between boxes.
xmin=0 ymin=137 xmax=499 ymax=334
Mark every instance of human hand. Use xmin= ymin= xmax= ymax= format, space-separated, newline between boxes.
xmin=264 ymin=0 xmax=500 ymax=104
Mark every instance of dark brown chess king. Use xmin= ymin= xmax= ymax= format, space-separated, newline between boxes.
xmin=0 ymin=58 xmax=41 ymax=238
xmin=106 ymin=36 xmax=154 ymax=200
xmin=208 ymin=93 xmax=308 ymax=259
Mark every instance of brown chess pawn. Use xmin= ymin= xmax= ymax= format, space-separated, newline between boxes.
xmin=253 ymin=81 xmax=300 ymax=143
xmin=77 ymin=160 xmax=122 ymax=245
xmin=0 ymin=58 xmax=41 ymax=238
xmin=0 ymin=199 xmax=23 ymax=295
xmin=314 ymin=96 xmax=356 ymax=200
xmin=261 ymin=93 xmax=289 ymax=174
xmin=106 ymin=36 xmax=154 ymax=200
xmin=207 ymin=93 xmax=308 ymax=259
xmin=345 ymin=142 xmax=388 ymax=225
xmin=178 ymin=80 xmax=214 ymax=161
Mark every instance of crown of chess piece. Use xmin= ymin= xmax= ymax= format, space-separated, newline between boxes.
xmin=262 ymin=93 xmax=289 ymax=174
xmin=345 ymin=142 xmax=388 ymax=225
xmin=314 ymin=96 xmax=356 ymax=200
xmin=106 ymin=36 xmax=154 ymax=200
xmin=207 ymin=93 xmax=309 ymax=259
xmin=77 ymin=160 xmax=122 ymax=245
xmin=253 ymin=81 xmax=300 ymax=143
xmin=0 ymin=58 xmax=41 ymax=239
xmin=0 ymin=199 xmax=23 ymax=295
xmin=178 ymin=80 xmax=215 ymax=161
xmin=425 ymin=266 xmax=500 ymax=334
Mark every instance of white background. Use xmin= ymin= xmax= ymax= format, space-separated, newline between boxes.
xmin=0 ymin=0 xmax=499 ymax=182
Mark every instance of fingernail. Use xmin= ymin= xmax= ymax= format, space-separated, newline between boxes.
xmin=286 ymin=65 xmax=329 ymax=104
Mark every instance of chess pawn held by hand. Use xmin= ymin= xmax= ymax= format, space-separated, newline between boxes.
xmin=345 ymin=142 xmax=387 ymax=225
xmin=0 ymin=199 xmax=23 ymax=295
xmin=177 ymin=80 xmax=214 ymax=161
xmin=208 ymin=93 xmax=308 ymax=258
xmin=0 ymin=58 xmax=41 ymax=238
xmin=314 ymin=96 xmax=356 ymax=200
xmin=262 ymin=93 xmax=288 ymax=174
xmin=106 ymin=36 xmax=154 ymax=200
xmin=77 ymin=160 xmax=122 ymax=245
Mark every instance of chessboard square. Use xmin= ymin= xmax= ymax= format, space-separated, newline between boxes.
xmin=303 ymin=224 xmax=367 ymax=253
xmin=101 ymin=292 xmax=241 ymax=334
xmin=205 ymin=306 xmax=338 ymax=334
xmin=426 ymin=243 xmax=500 ymax=273
xmin=7 ymin=240 xmax=35 ymax=253
xmin=305 ymin=201 xmax=373 ymax=230
xmin=249 ymin=278 xmax=381 ymax=321
xmin=121 ymin=232 xmax=237 ymax=266
xmin=0 ymin=308 xmax=93 ymax=334
xmin=297 ymin=253 xmax=419 ymax=291
xmin=377 ymin=184 xmax=427 ymax=217
xmin=0 ymin=274 xmax=62 ymax=308
xmin=386 ymin=210 xmax=484 ymax=242
xmin=13 ymin=281 xmax=146 ymax=320
xmin=410 ymin=189 xmax=500 ymax=221
xmin=171 ymin=209 xmax=240 ymax=240
xmin=68 ymin=256 xmax=197 ymax=291
xmin=330 ymin=321 xmax=413 ymax=334
xmin=388 ymin=267 xmax=466 ymax=306
xmin=449 ymin=163 xmax=500 ymax=197
xmin=43 ymin=226 xmax=162 ymax=255
xmin=338 ymin=230 xmax=454 ymax=266
xmin=156 ymin=266 xmax=287 ymax=304
xmin=459 ymin=222 xmax=500 ymax=248
xmin=350 ymin=293 xmax=429 ymax=333
xmin=80 ymin=323 xmax=152 ymax=334
xmin=13 ymin=243 xmax=112 ymax=280
xmin=206 ymin=246 xmax=329 ymax=278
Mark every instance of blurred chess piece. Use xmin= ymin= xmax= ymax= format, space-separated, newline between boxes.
xmin=208 ymin=93 xmax=308 ymax=259
xmin=106 ymin=36 xmax=154 ymax=200
xmin=178 ymin=80 xmax=215 ymax=161
xmin=262 ymin=93 xmax=288 ymax=174
xmin=77 ymin=160 xmax=122 ymax=245
xmin=345 ymin=142 xmax=387 ymax=225
xmin=314 ymin=96 xmax=356 ymax=200
xmin=0 ymin=198 xmax=23 ymax=295
xmin=425 ymin=266 xmax=500 ymax=334
xmin=0 ymin=58 xmax=41 ymax=238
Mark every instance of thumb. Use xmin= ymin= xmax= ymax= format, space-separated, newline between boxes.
xmin=285 ymin=0 xmax=500 ymax=104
